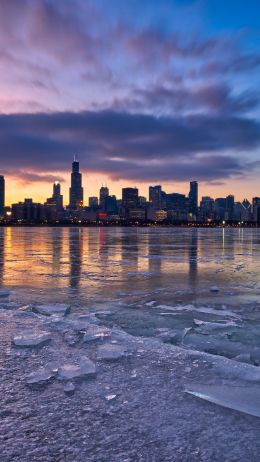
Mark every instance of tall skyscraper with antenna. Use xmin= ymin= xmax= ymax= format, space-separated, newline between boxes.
xmin=69 ymin=156 xmax=83 ymax=209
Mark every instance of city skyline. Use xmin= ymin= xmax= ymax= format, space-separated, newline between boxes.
xmin=1 ymin=158 xmax=260 ymax=224
xmin=1 ymin=157 xmax=260 ymax=208
xmin=0 ymin=0 xmax=260 ymax=204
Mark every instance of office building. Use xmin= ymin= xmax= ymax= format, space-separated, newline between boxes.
xmin=189 ymin=181 xmax=198 ymax=216
xmin=69 ymin=156 xmax=83 ymax=209
xmin=99 ymin=187 xmax=109 ymax=210
xmin=253 ymin=197 xmax=260 ymax=223
xmin=122 ymin=188 xmax=139 ymax=208
xmin=89 ymin=197 xmax=99 ymax=208
xmin=149 ymin=185 xmax=162 ymax=209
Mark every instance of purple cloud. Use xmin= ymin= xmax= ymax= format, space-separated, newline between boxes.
xmin=0 ymin=109 xmax=259 ymax=182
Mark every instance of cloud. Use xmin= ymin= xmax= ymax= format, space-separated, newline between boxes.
xmin=0 ymin=0 xmax=259 ymax=115
xmin=0 ymin=109 xmax=259 ymax=183
xmin=0 ymin=0 xmax=259 ymax=189
xmin=109 ymin=83 xmax=259 ymax=115
xmin=12 ymin=172 xmax=65 ymax=185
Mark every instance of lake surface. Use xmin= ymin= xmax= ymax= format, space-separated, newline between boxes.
xmin=1 ymin=226 xmax=260 ymax=360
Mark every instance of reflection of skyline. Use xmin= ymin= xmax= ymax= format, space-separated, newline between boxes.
xmin=120 ymin=228 xmax=139 ymax=271
xmin=69 ymin=228 xmax=83 ymax=289
xmin=0 ymin=229 xmax=5 ymax=285
xmin=189 ymin=229 xmax=198 ymax=287
xmin=148 ymin=230 xmax=162 ymax=275
xmin=0 ymin=228 xmax=257 ymax=302
xmin=51 ymin=228 xmax=63 ymax=275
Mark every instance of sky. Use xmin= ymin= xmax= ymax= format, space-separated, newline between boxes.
xmin=0 ymin=0 xmax=260 ymax=205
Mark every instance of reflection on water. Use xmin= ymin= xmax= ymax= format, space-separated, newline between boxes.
xmin=0 ymin=227 xmax=259 ymax=312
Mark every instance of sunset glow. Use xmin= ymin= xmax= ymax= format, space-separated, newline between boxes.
xmin=0 ymin=0 xmax=259 ymax=204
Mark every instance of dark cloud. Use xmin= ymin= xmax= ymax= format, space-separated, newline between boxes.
xmin=0 ymin=109 xmax=259 ymax=182
xmin=110 ymin=83 xmax=258 ymax=115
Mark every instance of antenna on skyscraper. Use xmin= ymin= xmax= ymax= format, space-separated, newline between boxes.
xmin=74 ymin=154 xmax=78 ymax=162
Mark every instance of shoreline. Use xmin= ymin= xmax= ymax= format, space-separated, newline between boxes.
xmin=0 ymin=223 xmax=259 ymax=228
xmin=1 ymin=304 xmax=260 ymax=461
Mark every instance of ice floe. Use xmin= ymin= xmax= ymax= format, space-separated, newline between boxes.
xmin=58 ymin=357 xmax=96 ymax=381
xmin=64 ymin=382 xmax=76 ymax=395
xmin=12 ymin=332 xmax=51 ymax=347
xmin=83 ymin=325 xmax=111 ymax=343
xmin=185 ymin=383 xmax=260 ymax=418
xmin=26 ymin=367 xmax=56 ymax=386
xmin=97 ymin=343 xmax=129 ymax=361
xmin=0 ymin=289 xmax=10 ymax=298
xmin=33 ymin=304 xmax=70 ymax=317
xmin=210 ymin=286 xmax=219 ymax=293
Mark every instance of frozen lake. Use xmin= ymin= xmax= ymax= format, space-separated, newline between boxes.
xmin=1 ymin=226 xmax=260 ymax=361
xmin=1 ymin=227 xmax=260 ymax=461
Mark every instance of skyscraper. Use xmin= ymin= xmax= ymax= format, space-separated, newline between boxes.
xmin=149 ymin=185 xmax=162 ymax=209
xmin=0 ymin=176 xmax=5 ymax=215
xmin=52 ymin=181 xmax=63 ymax=210
xmin=89 ymin=196 xmax=99 ymax=208
xmin=189 ymin=181 xmax=198 ymax=216
xmin=225 ymin=195 xmax=234 ymax=221
xmin=69 ymin=156 xmax=83 ymax=209
xmin=122 ymin=188 xmax=139 ymax=208
xmin=99 ymin=186 xmax=109 ymax=210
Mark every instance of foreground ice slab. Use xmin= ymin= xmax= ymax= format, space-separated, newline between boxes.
xmin=185 ymin=383 xmax=260 ymax=418
xmin=63 ymin=382 xmax=76 ymax=394
xmin=83 ymin=325 xmax=111 ymax=342
xmin=58 ymin=357 xmax=96 ymax=381
xmin=12 ymin=332 xmax=51 ymax=347
xmin=33 ymin=303 xmax=70 ymax=317
xmin=26 ymin=367 xmax=56 ymax=386
xmin=96 ymin=343 xmax=129 ymax=361
xmin=0 ymin=289 xmax=10 ymax=298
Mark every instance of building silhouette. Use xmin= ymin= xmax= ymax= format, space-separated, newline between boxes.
xmin=69 ymin=156 xmax=83 ymax=210
xmin=189 ymin=181 xmax=198 ymax=216
xmin=122 ymin=188 xmax=139 ymax=208
xmin=53 ymin=182 xmax=63 ymax=210
xmin=149 ymin=185 xmax=162 ymax=209
xmin=89 ymin=196 xmax=98 ymax=208
xmin=99 ymin=187 xmax=109 ymax=210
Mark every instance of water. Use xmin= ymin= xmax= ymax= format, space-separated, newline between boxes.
xmin=1 ymin=226 xmax=260 ymax=361
xmin=1 ymin=226 xmax=260 ymax=460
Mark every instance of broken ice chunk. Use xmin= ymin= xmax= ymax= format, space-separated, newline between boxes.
xmin=193 ymin=319 xmax=239 ymax=334
xmin=83 ymin=325 xmax=111 ymax=343
xmin=33 ymin=304 xmax=70 ymax=317
xmin=105 ymin=394 xmax=116 ymax=401
xmin=12 ymin=332 xmax=51 ymax=347
xmin=233 ymin=353 xmax=252 ymax=365
xmin=210 ymin=286 xmax=219 ymax=293
xmin=96 ymin=343 xmax=129 ymax=361
xmin=64 ymin=382 xmax=76 ymax=395
xmin=63 ymin=330 xmax=78 ymax=346
xmin=155 ymin=328 xmax=177 ymax=343
xmin=26 ymin=367 xmax=56 ymax=386
xmin=185 ymin=383 xmax=260 ymax=418
xmin=0 ymin=289 xmax=10 ymax=298
xmin=213 ymin=358 xmax=260 ymax=382
xmin=58 ymin=357 xmax=96 ymax=381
